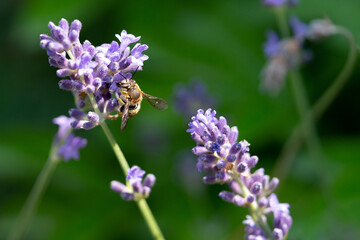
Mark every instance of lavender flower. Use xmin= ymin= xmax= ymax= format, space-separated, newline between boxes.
xmin=188 ymin=109 xmax=292 ymax=240
xmin=111 ymin=166 xmax=156 ymax=201
xmin=69 ymin=108 xmax=100 ymax=130
xmin=40 ymin=19 xmax=149 ymax=129
xmin=262 ymin=0 xmax=298 ymax=7
xmin=57 ymin=133 xmax=87 ymax=161
xmin=187 ymin=109 xmax=249 ymax=183
xmin=260 ymin=16 xmax=308 ymax=95
xmin=306 ymin=18 xmax=337 ymax=41
xmin=53 ymin=115 xmax=73 ymax=142
xmin=173 ymin=80 xmax=218 ymax=120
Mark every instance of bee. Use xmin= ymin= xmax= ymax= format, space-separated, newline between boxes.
xmin=116 ymin=76 xmax=168 ymax=131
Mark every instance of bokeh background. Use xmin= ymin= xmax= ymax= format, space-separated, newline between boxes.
xmin=1 ymin=0 xmax=360 ymax=239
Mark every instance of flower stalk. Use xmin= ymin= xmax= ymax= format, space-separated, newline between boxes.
xmin=272 ymin=25 xmax=358 ymax=182
xmin=87 ymin=93 xmax=164 ymax=240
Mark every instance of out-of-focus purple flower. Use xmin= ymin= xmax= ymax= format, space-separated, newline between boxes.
xmin=260 ymin=56 xmax=288 ymax=95
xmin=243 ymin=215 xmax=267 ymax=240
xmin=290 ymin=16 xmax=308 ymax=43
xmin=262 ymin=0 xmax=298 ymax=7
xmin=174 ymin=80 xmax=218 ymax=120
xmin=261 ymin=16 xmax=309 ymax=95
xmin=262 ymin=0 xmax=287 ymax=7
xmin=188 ymin=109 xmax=292 ymax=240
xmin=268 ymin=193 xmax=292 ymax=239
xmin=263 ymin=30 xmax=281 ymax=58
xmin=111 ymin=166 xmax=156 ymax=201
xmin=306 ymin=18 xmax=337 ymax=40
xmin=53 ymin=115 xmax=73 ymax=142
xmin=58 ymin=133 xmax=87 ymax=161
xmin=69 ymin=108 xmax=100 ymax=130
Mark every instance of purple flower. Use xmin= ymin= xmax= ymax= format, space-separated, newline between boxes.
xmin=289 ymin=16 xmax=308 ymax=43
xmin=58 ymin=133 xmax=87 ymax=161
xmin=260 ymin=57 xmax=288 ymax=95
xmin=260 ymin=16 xmax=310 ymax=95
xmin=306 ymin=19 xmax=336 ymax=41
xmin=111 ymin=166 xmax=156 ymax=201
xmin=41 ymin=19 xmax=151 ymax=129
xmin=53 ymin=115 xmax=73 ymax=142
xmin=173 ymin=80 xmax=218 ymax=120
xmin=188 ymin=109 xmax=292 ymax=240
xmin=187 ymin=109 xmax=249 ymax=184
xmin=262 ymin=0 xmax=287 ymax=7
xmin=243 ymin=215 xmax=267 ymax=240
xmin=268 ymin=193 xmax=292 ymax=239
xmin=96 ymin=30 xmax=148 ymax=73
xmin=262 ymin=0 xmax=298 ymax=7
xmin=126 ymin=166 xmax=146 ymax=185
xmin=263 ymin=30 xmax=281 ymax=58
xmin=69 ymin=109 xmax=100 ymax=130
xmin=40 ymin=18 xmax=81 ymax=52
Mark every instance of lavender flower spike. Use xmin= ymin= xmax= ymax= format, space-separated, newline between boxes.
xmin=188 ymin=109 xmax=292 ymax=240
xmin=111 ymin=166 xmax=156 ymax=201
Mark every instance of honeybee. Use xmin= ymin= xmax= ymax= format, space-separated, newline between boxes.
xmin=116 ymin=77 xmax=168 ymax=131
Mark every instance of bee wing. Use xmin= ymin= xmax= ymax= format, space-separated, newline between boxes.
xmin=142 ymin=92 xmax=168 ymax=110
xmin=120 ymin=101 xmax=130 ymax=131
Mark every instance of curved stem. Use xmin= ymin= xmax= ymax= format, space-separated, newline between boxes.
xmin=289 ymin=70 xmax=323 ymax=162
xmin=8 ymin=140 xmax=61 ymax=240
xmin=87 ymin=93 xmax=164 ymax=240
xmin=272 ymin=9 xmax=325 ymax=181
xmin=273 ymin=26 xmax=358 ymax=181
xmin=312 ymin=26 xmax=357 ymax=118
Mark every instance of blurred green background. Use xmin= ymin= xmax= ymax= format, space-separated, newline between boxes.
xmin=1 ymin=0 xmax=360 ymax=239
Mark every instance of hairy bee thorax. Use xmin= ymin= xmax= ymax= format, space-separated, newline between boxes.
xmin=118 ymin=79 xmax=142 ymax=117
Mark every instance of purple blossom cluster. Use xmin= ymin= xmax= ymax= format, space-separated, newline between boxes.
xmin=53 ymin=115 xmax=87 ymax=161
xmin=188 ymin=109 xmax=292 ymax=240
xmin=261 ymin=16 xmax=336 ymax=95
xmin=40 ymin=19 xmax=149 ymax=128
xmin=111 ymin=166 xmax=156 ymax=201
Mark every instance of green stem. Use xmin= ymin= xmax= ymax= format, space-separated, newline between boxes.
xmin=88 ymin=93 xmax=130 ymax=176
xmin=87 ymin=93 xmax=165 ymax=240
xmin=137 ymin=199 xmax=165 ymax=240
xmin=274 ymin=7 xmax=290 ymax=38
xmin=289 ymin=70 xmax=323 ymax=162
xmin=272 ymin=26 xmax=357 ymax=181
xmin=8 ymin=140 xmax=60 ymax=240
xmin=271 ymin=8 xmax=324 ymax=184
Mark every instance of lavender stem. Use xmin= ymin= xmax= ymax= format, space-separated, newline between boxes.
xmin=272 ymin=26 xmax=357 ymax=182
xmin=272 ymin=8 xmax=325 ymax=178
xmin=87 ymin=93 xmax=164 ymax=240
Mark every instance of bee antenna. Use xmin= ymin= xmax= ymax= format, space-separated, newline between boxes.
xmin=131 ymin=66 xmax=140 ymax=79
xmin=119 ymin=72 xmax=127 ymax=80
